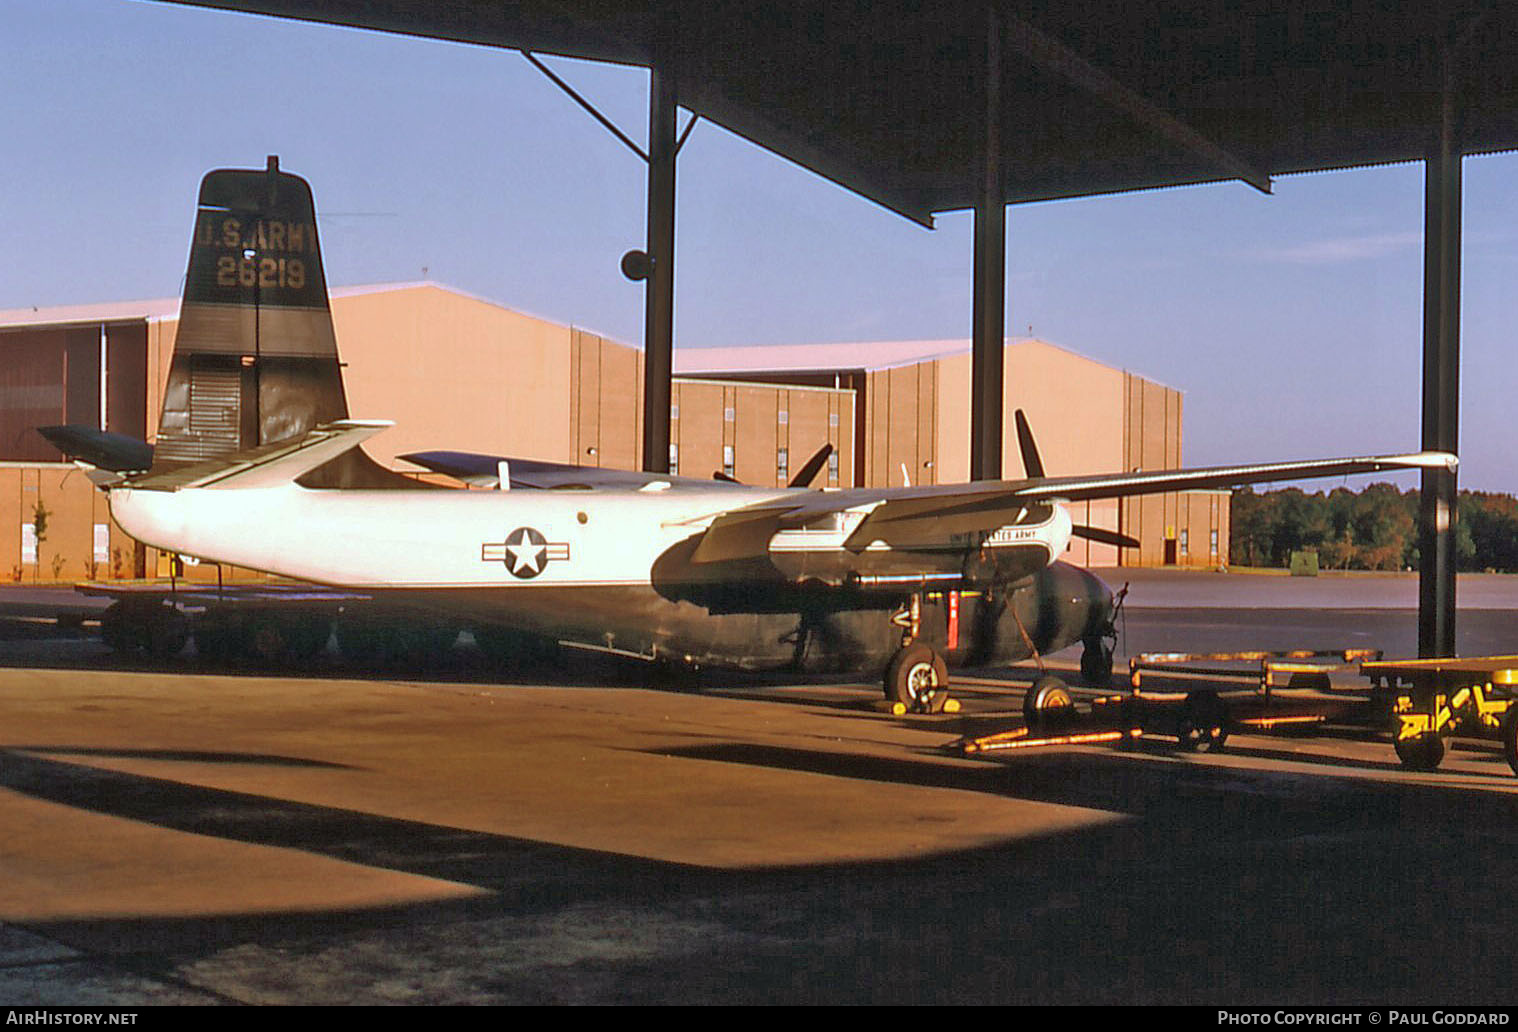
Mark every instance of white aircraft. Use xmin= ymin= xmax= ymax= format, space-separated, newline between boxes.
xmin=48 ymin=161 xmax=1456 ymax=713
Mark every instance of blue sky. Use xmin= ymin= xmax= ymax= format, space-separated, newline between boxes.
xmin=5 ymin=0 xmax=1518 ymax=490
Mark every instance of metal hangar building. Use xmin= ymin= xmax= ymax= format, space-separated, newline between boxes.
xmin=0 ymin=282 xmax=1224 ymax=583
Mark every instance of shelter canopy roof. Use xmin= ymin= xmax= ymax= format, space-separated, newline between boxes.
xmin=163 ymin=2 xmax=1518 ymax=224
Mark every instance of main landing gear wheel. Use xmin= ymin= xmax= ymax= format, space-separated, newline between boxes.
xmin=1394 ymin=730 xmax=1445 ymax=772
xmin=101 ymin=601 xmax=189 ymax=660
xmin=884 ymin=642 xmax=950 ymax=714
xmin=1023 ymin=674 xmax=1074 ymax=723
xmin=1177 ymin=691 xmax=1228 ymax=753
xmin=1080 ymin=636 xmax=1115 ymax=687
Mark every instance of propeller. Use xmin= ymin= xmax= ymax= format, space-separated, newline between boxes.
xmin=1015 ymin=408 xmax=1138 ymax=551
xmin=1014 ymin=409 xmax=1046 ymax=479
xmin=711 ymin=442 xmax=835 ymax=488
xmin=1071 ymin=524 xmax=1141 ymax=549
xmin=788 ymin=442 xmax=833 ymax=488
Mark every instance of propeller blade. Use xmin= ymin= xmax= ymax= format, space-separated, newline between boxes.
xmin=1014 ymin=409 xmax=1046 ymax=479
xmin=1072 ymin=524 xmax=1140 ymax=549
xmin=788 ymin=442 xmax=834 ymax=488
xmin=713 ymin=471 xmax=741 ymax=484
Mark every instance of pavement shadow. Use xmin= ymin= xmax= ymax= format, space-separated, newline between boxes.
xmin=5 ymin=737 xmax=1518 ymax=1004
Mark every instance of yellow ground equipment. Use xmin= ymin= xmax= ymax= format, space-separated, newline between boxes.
xmin=1359 ymin=656 xmax=1518 ymax=773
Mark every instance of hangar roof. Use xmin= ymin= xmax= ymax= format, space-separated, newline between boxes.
xmin=0 ymin=283 xmax=437 ymax=331
xmin=159 ymin=2 xmax=1518 ymax=224
xmin=1 ymin=283 xmax=1149 ymax=382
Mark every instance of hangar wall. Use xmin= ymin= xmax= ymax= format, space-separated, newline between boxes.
xmin=685 ymin=336 xmax=1223 ymax=570
xmin=0 ymin=283 xmax=1223 ymax=582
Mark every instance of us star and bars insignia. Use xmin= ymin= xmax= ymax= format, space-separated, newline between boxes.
xmin=482 ymin=526 xmax=570 ymax=579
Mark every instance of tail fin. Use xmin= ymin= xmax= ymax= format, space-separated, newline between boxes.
xmin=151 ymin=156 xmax=409 ymax=487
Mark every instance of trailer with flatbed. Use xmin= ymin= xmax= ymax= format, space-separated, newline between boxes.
xmin=959 ymin=648 xmax=1384 ymax=757
xmin=959 ymin=649 xmax=1518 ymax=778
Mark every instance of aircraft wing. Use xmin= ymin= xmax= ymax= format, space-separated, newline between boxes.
xmin=401 ymin=449 xmax=749 ymax=491
xmin=1002 ymin=451 xmax=1458 ymax=503
xmin=687 ymin=449 xmax=1457 ymax=560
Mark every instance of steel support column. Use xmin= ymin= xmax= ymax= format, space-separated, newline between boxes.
xmin=1418 ymin=71 xmax=1463 ymax=658
xmin=641 ymin=66 xmax=677 ymax=473
xmin=970 ymin=6 xmax=1005 ymax=482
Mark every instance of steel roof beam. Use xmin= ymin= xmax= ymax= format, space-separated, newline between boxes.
xmin=1001 ymin=11 xmax=1273 ymax=197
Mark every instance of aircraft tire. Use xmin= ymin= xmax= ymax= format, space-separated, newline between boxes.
xmin=100 ymin=602 xmax=135 ymax=653
xmin=1177 ymin=691 xmax=1228 ymax=753
xmin=1394 ymin=730 xmax=1445 ymax=772
xmin=246 ymin=614 xmax=292 ymax=665
xmin=884 ymin=642 xmax=949 ymax=714
xmin=243 ymin=613 xmax=329 ymax=665
xmin=194 ymin=610 xmax=247 ymax=665
xmin=145 ymin=605 xmax=189 ymax=660
xmin=1080 ymin=637 xmax=1114 ymax=687
xmin=1022 ymin=674 xmax=1074 ymax=723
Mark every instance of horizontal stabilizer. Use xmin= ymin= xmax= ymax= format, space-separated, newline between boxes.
xmin=37 ymin=426 xmax=154 ymax=473
xmin=402 ymin=450 xmax=748 ymax=492
xmin=129 ymin=420 xmax=393 ymax=490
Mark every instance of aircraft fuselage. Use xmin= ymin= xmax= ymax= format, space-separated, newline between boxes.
xmin=107 ymin=482 xmax=1113 ymax=673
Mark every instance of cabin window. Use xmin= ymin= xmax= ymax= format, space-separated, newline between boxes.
xmin=668 ymin=443 xmax=679 ymax=475
xmin=1180 ymin=529 xmax=1189 ymax=556
xmin=722 ymin=444 xmax=735 ymax=477
xmin=777 ymin=448 xmax=788 ymax=482
xmin=828 ymin=450 xmax=840 ymax=483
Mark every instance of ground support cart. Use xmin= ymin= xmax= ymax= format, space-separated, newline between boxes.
xmin=958 ymin=648 xmax=1382 ymax=758
xmin=1359 ymin=656 xmax=1518 ymax=773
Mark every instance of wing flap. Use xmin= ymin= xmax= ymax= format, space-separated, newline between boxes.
xmin=690 ymin=510 xmax=791 ymax=564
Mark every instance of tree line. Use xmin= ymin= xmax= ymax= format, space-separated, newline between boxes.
xmin=1230 ymin=484 xmax=1518 ymax=572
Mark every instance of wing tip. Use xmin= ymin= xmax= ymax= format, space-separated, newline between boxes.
xmin=1386 ymin=451 xmax=1459 ymax=473
xmin=329 ymin=418 xmax=395 ymax=430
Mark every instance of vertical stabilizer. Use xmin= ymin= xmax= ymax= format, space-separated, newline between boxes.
xmin=153 ymin=157 xmax=408 ymax=487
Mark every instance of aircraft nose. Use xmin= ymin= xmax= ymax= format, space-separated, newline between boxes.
xmin=1088 ymin=572 xmax=1116 ymax=638
xmin=1069 ymin=564 xmax=1116 ymax=640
